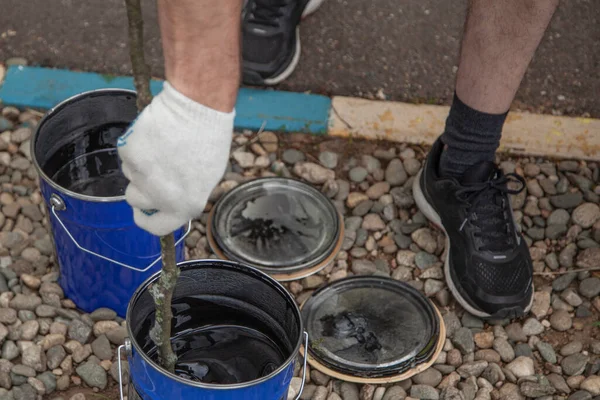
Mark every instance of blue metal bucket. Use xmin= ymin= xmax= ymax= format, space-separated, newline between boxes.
xmin=32 ymin=90 xmax=188 ymax=318
xmin=119 ymin=259 xmax=308 ymax=400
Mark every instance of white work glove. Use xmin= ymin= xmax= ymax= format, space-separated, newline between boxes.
xmin=117 ymin=81 xmax=234 ymax=236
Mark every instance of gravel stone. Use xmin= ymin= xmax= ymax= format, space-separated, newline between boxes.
xmin=0 ymin=309 xmax=17 ymax=325
xmin=553 ymin=272 xmax=577 ymax=291
xmin=550 ymin=193 xmax=584 ymax=209
xmin=579 ymin=277 xmax=600 ymax=298
xmin=362 ymin=214 xmax=386 ymax=231
xmin=91 ymin=335 xmax=112 ymax=360
xmin=561 ymin=288 xmax=583 ymax=306
xmin=352 ymin=260 xmax=377 ymax=275
xmin=457 ymin=361 xmax=488 ymax=378
xmin=561 ymin=341 xmax=583 ymax=357
xmin=558 ymin=244 xmax=577 ymax=267
xmin=410 ymin=385 xmax=439 ymax=400
xmin=349 ymin=166 xmax=368 ymax=183
xmin=535 ymin=342 xmax=557 ymax=363
xmin=293 ymin=162 xmax=335 ymax=184
xmin=282 ymin=149 xmax=305 ymax=164
xmin=572 ymin=203 xmax=600 ymax=228
xmin=452 ymin=327 xmax=475 ymax=354
xmin=366 ymin=182 xmax=390 ymax=199
xmin=482 ymin=363 xmax=504 ymax=385
xmin=383 ymin=386 xmax=407 ymax=400
xmin=568 ymin=391 xmax=592 ymax=400
xmin=37 ymin=371 xmax=56 ymax=394
xmin=531 ymin=291 xmax=551 ymax=318
xmin=68 ymin=319 xmax=92 ymax=344
xmin=493 ymin=338 xmax=516 ymax=362
xmin=522 ymin=318 xmax=544 ymax=336
xmin=506 ymin=356 xmax=535 ymax=378
xmin=580 ymin=376 xmax=600 ymax=396
xmin=561 ymin=353 xmax=589 ymax=376
xmin=12 ymin=383 xmax=37 ymax=400
xmin=76 ymin=362 xmax=107 ymax=389
xmin=550 ymin=310 xmax=573 ymax=331
xmin=11 ymin=364 xmax=36 ymax=377
xmin=413 ymin=368 xmax=443 ymax=387
xmin=46 ymin=345 xmax=66 ymax=370
xmin=89 ymin=308 xmax=117 ymax=322
xmin=514 ymin=343 xmax=534 ymax=359
xmin=547 ymin=373 xmax=571 ymax=394
xmin=9 ymin=294 xmax=41 ymax=311
xmin=319 ymin=151 xmax=338 ymax=169
xmin=20 ymin=343 xmax=45 ymax=372
xmin=385 ymin=159 xmax=407 ymax=186
xmin=520 ymin=379 xmax=556 ymax=398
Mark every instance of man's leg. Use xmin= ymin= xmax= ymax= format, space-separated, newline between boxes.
xmin=440 ymin=0 xmax=560 ymax=178
xmin=414 ymin=0 xmax=559 ymax=319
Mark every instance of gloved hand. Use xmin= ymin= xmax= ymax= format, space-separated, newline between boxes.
xmin=117 ymin=81 xmax=234 ymax=236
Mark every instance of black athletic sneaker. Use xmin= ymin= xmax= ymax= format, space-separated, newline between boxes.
xmin=242 ymin=0 xmax=324 ymax=85
xmin=413 ymin=139 xmax=534 ymax=319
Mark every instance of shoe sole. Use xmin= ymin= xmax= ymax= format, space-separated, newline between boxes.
xmin=261 ymin=0 xmax=325 ymax=86
xmin=412 ymin=170 xmax=534 ymax=319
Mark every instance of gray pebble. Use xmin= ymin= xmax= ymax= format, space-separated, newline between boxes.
xmin=91 ymin=335 xmax=113 ymax=360
xmin=413 ymin=368 xmax=442 ymax=387
xmin=68 ymin=319 xmax=92 ymax=344
xmin=514 ymin=343 xmax=534 ymax=359
xmin=550 ymin=193 xmax=584 ymax=209
xmin=410 ymin=385 xmax=439 ymax=400
xmin=385 ymin=159 xmax=407 ymax=186
xmin=461 ymin=314 xmax=484 ymax=329
xmin=568 ymin=391 xmax=592 ymax=400
xmin=553 ymin=272 xmax=577 ymax=291
xmin=12 ymin=383 xmax=37 ymax=400
xmin=282 ymin=149 xmax=305 ymax=164
xmin=579 ymin=277 xmax=600 ymax=298
xmin=382 ymin=386 xmax=407 ymax=400
xmin=522 ymin=318 xmax=544 ymax=336
xmin=443 ymin=312 xmax=462 ymax=338
xmin=319 ymin=151 xmax=338 ymax=169
xmin=2 ymin=341 xmax=18 ymax=361
xmin=546 ymin=224 xmax=568 ymax=239
xmin=550 ymin=310 xmax=572 ymax=331
xmin=46 ymin=345 xmax=66 ymax=370
xmin=536 ymin=342 xmax=557 ymax=363
xmin=76 ymin=362 xmax=107 ymax=389
xmin=89 ymin=308 xmax=117 ymax=322
xmin=493 ymin=338 xmax=516 ymax=362
xmin=340 ymin=382 xmax=360 ymax=400
xmin=561 ymin=353 xmax=589 ymax=376
xmin=561 ymin=341 xmax=583 ymax=357
xmin=452 ymin=327 xmax=475 ymax=354
xmin=349 ymin=167 xmax=368 ymax=183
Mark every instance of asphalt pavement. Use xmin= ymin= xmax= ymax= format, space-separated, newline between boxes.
xmin=0 ymin=0 xmax=598 ymax=117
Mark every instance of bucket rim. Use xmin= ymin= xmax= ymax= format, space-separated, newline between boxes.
xmin=31 ymin=88 xmax=137 ymax=203
xmin=125 ymin=258 xmax=305 ymax=390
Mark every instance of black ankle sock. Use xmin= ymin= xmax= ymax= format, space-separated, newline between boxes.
xmin=439 ymin=93 xmax=508 ymax=179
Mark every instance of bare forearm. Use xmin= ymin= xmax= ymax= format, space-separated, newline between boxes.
xmin=157 ymin=0 xmax=242 ymax=112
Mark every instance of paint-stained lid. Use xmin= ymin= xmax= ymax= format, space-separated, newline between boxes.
xmin=300 ymin=276 xmax=445 ymax=383
xmin=208 ymin=177 xmax=344 ymax=281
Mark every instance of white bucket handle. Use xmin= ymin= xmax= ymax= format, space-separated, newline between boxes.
xmin=50 ymin=194 xmax=191 ymax=272
xmin=117 ymin=332 xmax=310 ymax=400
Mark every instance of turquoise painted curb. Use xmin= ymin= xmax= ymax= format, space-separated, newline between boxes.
xmin=0 ymin=66 xmax=331 ymax=134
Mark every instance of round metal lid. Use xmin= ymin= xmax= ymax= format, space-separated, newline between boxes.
xmin=210 ymin=177 xmax=342 ymax=275
xmin=301 ymin=276 xmax=440 ymax=378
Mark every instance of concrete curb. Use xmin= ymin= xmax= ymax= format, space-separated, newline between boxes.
xmin=0 ymin=65 xmax=598 ymax=161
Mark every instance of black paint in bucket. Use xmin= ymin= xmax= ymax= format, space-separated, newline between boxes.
xmin=127 ymin=260 xmax=303 ymax=386
xmin=34 ymin=90 xmax=137 ymax=198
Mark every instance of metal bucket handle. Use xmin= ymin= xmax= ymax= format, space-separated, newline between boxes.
xmin=50 ymin=194 xmax=191 ymax=272
xmin=117 ymin=331 xmax=310 ymax=400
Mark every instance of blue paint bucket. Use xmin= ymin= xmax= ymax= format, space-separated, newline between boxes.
xmin=119 ymin=259 xmax=308 ymax=400
xmin=32 ymin=90 xmax=189 ymax=317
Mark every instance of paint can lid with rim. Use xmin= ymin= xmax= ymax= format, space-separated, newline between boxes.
xmin=207 ymin=177 xmax=344 ymax=281
xmin=299 ymin=276 xmax=445 ymax=383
